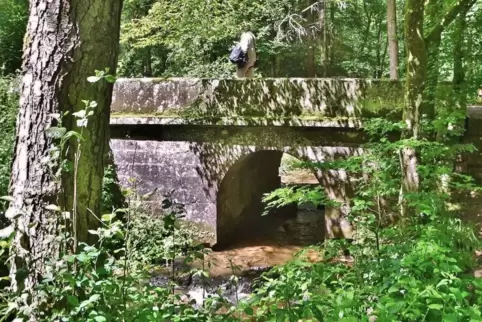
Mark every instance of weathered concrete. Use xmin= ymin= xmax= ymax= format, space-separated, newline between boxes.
xmin=111 ymin=138 xmax=359 ymax=245
xmin=111 ymin=78 xmax=404 ymax=119
xmin=109 ymin=78 xmax=482 ymax=244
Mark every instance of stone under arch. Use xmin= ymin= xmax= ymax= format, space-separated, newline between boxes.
xmin=215 ymin=150 xmax=325 ymax=249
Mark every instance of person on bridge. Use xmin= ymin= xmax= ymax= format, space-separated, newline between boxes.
xmin=232 ymin=25 xmax=257 ymax=78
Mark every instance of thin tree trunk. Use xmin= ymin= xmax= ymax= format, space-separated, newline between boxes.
xmin=423 ymin=0 xmax=474 ymax=130
xmin=320 ymin=0 xmax=328 ymax=77
xmin=374 ymin=16 xmax=384 ymax=78
xmin=453 ymin=6 xmax=469 ymax=92
xmin=422 ymin=1 xmax=442 ymax=123
xmin=387 ymin=0 xmax=399 ymax=80
xmin=450 ymin=7 xmax=470 ymax=179
xmin=329 ymin=2 xmax=335 ymax=68
xmin=145 ymin=47 xmax=153 ymax=77
xmin=8 ymin=0 xmax=123 ymax=297
xmin=306 ymin=0 xmax=316 ymax=77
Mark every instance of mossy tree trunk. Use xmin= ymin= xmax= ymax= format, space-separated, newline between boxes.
xmin=401 ymin=0 xmax=426 ymax=197
xmin=7 ymin=0 xmax=123 ymax=293
xmin=400 ymin=0 xmax=476 ymax=215
xmin=422 ymin=0 xmax=477 ymax=120
xmin=453 ymin=13 xmax=468 ymax=91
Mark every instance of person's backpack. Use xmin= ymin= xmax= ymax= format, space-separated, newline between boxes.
xmin=229 ymin=45 xmax=247 ymax=67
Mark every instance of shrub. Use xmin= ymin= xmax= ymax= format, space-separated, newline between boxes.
xmin=0 ymin=76 xmax=19 ymax=218
xmin=242 ymin=218 xmax=482 ymax=321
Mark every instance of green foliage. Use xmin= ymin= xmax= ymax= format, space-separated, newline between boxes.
xmin=101 ymin=164 xmax=127 ymax=213
xmin=0 ymin=0 xmax=28 ymax=75
xmin=241 ymin=218 xmax=482 ymax=322
xmin=1 ymin=214 xmax=223 ymax=322
xmin=119 ymin=0 xmax=406 ymax=78
xmin=128 ymin=210 xmax=194 ymax=265
xmin=256 ymin=115 xmax=482 ymax=321
xmin=101 ymin=165 xmax=117 ymax=212
xmin=0 ymin=76 xmax=19 ymax=217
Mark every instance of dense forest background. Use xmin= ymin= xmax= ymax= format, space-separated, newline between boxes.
xmin=1 ymin=0 xmax=482 ymax=83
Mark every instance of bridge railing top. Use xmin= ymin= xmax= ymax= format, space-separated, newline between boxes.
xmin=111 ymin=78 xmax=475 ymax=121
xmin=111 ymin=77 xmax=405 ymax=119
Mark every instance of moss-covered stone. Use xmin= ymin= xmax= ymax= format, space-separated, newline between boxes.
xmin=111 ymin=78 xmax=405 ymax=119
xmin=360 ymin=80 xmax=404 ymax=117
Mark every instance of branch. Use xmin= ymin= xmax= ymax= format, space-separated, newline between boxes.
xmin=425 ymin=0 xmax=477 ymax=44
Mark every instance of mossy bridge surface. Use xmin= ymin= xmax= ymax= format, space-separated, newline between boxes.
xmin=109 ymin=78 xmax=482 ymax=246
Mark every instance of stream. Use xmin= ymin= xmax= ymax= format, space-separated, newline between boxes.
xmin=149 ymin=241 xmax=324 ymax=307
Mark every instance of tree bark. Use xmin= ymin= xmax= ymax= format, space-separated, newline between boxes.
xmin=453 ymin=4 xmax=470 ymax=92
xmin=8 ymin=0 xmax=123 ymax=295
xmin=399 ymin=0 xmax=475 ymax=216
xmin=320 ymin=0 xmax=328 ymax=77
xmin=306 ymin=0 xmax=317 ymax=77
xmin=386 ymin=0 xmax=399 ymax=80
xmin=400 ymin=0 xmax=426 ymax=211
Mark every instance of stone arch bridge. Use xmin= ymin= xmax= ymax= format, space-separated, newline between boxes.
xmin=109 ymin=78 xmax=482 ymax=247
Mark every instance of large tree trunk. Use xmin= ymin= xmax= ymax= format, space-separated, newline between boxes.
xmin=399 ymin=0 xmax=475 ymax=216
xmin=8 ymin=0 xmax=123 ymax=294
xmin=400 ymin=0 xmax=427 ymax=214
xmin=386 ymin=0 xmax=399 ymax=80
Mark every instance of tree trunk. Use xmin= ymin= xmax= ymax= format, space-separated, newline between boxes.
xmin=400 ymin=0 xmax=427 ymax=213
xmin=386 ymin=0 xmax=399 ymax=80
xmin=8 ymin=0 xmax=123 ymax=295
xmin=329 ymin=3 xmax=335 ymax=69
xmin=453 ymin=5 xmax=469 ymax=91
xmin=306 ymin=0 xmax=317 ymax=77
xmin=320 ymin=0 xmax=328 ymax=77
xmin=423 ymin=0 xmax=474 ymax=132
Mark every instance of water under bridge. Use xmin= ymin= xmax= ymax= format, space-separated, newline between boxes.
xmin=108 ymin=78 xmax=482 ymax=247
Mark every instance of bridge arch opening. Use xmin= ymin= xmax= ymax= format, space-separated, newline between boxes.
xmin=215 ymin=150 xmax=325 ymax=249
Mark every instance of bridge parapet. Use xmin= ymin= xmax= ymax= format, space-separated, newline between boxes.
xmin=111 ymin=78 xmax=404 ymax=122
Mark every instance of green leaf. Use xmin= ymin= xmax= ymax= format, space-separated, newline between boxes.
xmin=46 ymin=126 xmax=67 ymax=139
xmin=442 ymin=313 xmax=459 ymax=322
xmin=105 ymin=75 xmax=117 ymax=83
xmin=67 ymin=295 xmax=79 ymax=307
xmin=428 ymin=303 xmax=443 ymax=310
xmin=63 ymin=255 xmax=75 ymax=263
xmin=244 ymin=307 xmax=254 ymax=316
xmin=94 ymin=316 xmax=107 ymax=322
xmin=87 ymin=76 xmax=101 ymax=83
xmin=102 ymin=213 xmax=116 ymax=221
xmin=72 ymin=110 xmax=86 ymax=118
xmin=61 ymin=131 xmax=83 ymax=145
xmin=77 ymin=253 xmax=89 ymax=263
xmin=89 ymin=294 xmax=101 ymax=302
